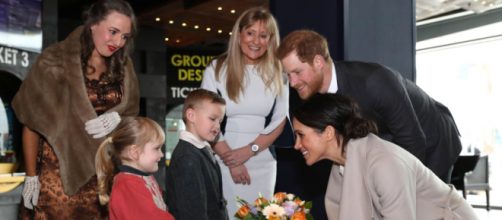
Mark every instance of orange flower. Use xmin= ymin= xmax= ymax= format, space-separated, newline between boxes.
xmin=291 ymin=211 xmax=307 ymax=220
xmin=254 ymin=197 xmax=268 ymax=207
xmin=294 ymin=198 xmax=304 ymax=206
xmin=273 ymin=192 xmax=288 ymax=203
xmin=236 ymin=205 xmax=250 ymax=218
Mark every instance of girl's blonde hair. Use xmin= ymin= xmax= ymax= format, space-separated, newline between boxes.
xmin=214 ymin=7 xmax=283 ymax=102
xmin=95 ymin=116 xmax=165 ymax=205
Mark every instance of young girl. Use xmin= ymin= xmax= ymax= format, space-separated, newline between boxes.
xmin=95 ymin=116 xmax=174 ymax=220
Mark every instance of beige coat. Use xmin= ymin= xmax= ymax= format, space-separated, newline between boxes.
xmin=325 ymin=134 xmax=477 ymax=220
xmin=12 ymin=26 xmax=139 ymax=195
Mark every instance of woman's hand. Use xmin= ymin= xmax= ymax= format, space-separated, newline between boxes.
xmin=222 ymin=145 xmax=253 ymax=167
xmin=229 ymin=164 xmax=251 ymax=185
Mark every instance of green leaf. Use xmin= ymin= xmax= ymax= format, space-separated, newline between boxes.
xmin=304 ymin=201 xmax=313 ymax=209
xmin=306 ymin=213 xmax=314 ymax=220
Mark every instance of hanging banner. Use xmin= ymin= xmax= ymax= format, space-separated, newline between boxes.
xmin=166 ymin=49 xmax=221 ymax=104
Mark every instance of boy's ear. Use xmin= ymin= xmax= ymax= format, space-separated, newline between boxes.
xmin=186 ymin=108 xmax=196 ymax=122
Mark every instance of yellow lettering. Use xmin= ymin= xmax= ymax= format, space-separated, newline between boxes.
xmin=178 ymin=69 xmax=188 ymax=80
xmin=171 ymin=54 xmax=182 ymax=67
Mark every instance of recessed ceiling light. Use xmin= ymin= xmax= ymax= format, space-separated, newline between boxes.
xmin=182 ymin=22 xmax=187 ymax=27
xmin=169 ymin=20 xmax=174 ymax=24
xmin=218 ymin=29 xmax=222 ymax=34
xmin=194 ymin=25 xmax=199 ymax=29
xmin=164 ymin=37 xmax=169 ymax=41
xmin=217 ymin=6 xmax=222 ymax=11
xmin=206 ymin=27 xmax=211 ymax=32
xmin=230 ymin=9 xmax=236 ymax=14
xmin=155 ymin=17 xmax=160 ymax=22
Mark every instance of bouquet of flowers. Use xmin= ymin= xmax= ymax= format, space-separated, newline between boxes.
xmin=235 ymin=192 xmax=313 ymax=220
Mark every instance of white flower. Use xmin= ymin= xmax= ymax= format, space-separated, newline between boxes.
xmin=262 ymin=204 xmax=286 ymax=219
xmin=286 ymin=193 xmax=295 ymax=201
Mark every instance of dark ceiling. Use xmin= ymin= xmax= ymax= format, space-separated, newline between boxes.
xmin=58 ymin=0 xmax=268 ymax=47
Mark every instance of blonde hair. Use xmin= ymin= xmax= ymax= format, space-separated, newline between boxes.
xmin=95 ymin=116 xmax=165 ymax=205
xmin=214 ymin=7 xmax=283 ymax=102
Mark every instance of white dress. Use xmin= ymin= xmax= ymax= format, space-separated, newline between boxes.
xmin=201 ymin=60 xmax=289 ymax=218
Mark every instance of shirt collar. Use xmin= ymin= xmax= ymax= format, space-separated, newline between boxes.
xmin=118 ymin=165 xmax=150 ymax=176
xmin=179 ymin=130 xmax=211 ymax=150
xmin=328 ymin=61 xmax=338 ymax=93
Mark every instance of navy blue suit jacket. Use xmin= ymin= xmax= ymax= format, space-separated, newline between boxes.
xmin=335 ymin=61 xmax=461 ymax=179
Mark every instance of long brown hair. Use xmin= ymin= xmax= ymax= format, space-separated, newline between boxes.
xmin=80 ymin=0 xmax=137 ymax=83
xmin=95 ymin=117 xmax=165 ymax=205
xmin=214 ymin=7 xmax=282 ymax=102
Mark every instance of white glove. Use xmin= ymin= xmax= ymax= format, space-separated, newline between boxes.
xmin=85 ymin=111 xmax=121 ymax=139
xmin=23 ymin=176 xmax=40 ymax=210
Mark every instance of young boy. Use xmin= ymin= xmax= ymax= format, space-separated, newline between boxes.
xmin=165 ymin=89 xmax=229 ymax=220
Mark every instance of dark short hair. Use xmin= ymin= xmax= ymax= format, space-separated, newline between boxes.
xmin=182 ymin=89 xmax=226 ymax=123
xmin=294 ymin=93 xmax=377 ymax=151
xmin=277 ymin=30 xmax=331 ymax=66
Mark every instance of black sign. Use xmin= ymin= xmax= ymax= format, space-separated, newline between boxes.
xmin=166 ymin=49 xmax=222 ymax=104
xmin=0 ymin=44 xmax=39 ymax=79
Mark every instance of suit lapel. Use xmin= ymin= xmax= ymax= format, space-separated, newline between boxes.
xmin=200 ymin=147 xmax=219 ymax=170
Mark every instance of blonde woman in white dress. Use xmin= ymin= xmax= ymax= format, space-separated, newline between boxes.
xmin=201 ymin=7 xmax=288 ymax=218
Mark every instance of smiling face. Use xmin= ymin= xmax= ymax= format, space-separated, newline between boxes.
xmin=281 ymin=51 xmax=324 ymax=99
xmin=136 ymin=140 xmax=164 ymax=173
xmin=293 ymin=118 xmax=344 ymax=166
xmin=91 ymin=11 xmax=132 ymax=57
xmin=188 ymin=100 xmax=225 ymax=142
xmin=292 ymin=118 xmax=327 ymax=166
xmin=239 ymin=20 xmax=271 ymax=64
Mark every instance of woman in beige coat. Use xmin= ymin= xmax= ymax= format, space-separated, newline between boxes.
xmin=292 ymin=93 xmax=477 ymax=220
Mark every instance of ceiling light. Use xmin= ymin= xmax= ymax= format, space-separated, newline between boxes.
xmin=182 ymin=22 xmax=187 ymax=27
xmin=164 ymin=37 xmax=169 ymax=41
xmin=194 ymin=25 xmax=199 ymax=29
xmin=169 ymin=20 xmax=174 ymax=24
xmin=229 ymin=32 xmax=232 ymax=36
xmin=155 ymin=17 xmax=160 ymax=22
xmin=217 ymin=6 xmax=222 ymax=11
xmin=230 ymin=9 xmax=236 ymax=14
xmin=206 ymin=27 xmax=211 ymax=31
xmin=218 ymin=29 xmax=222 ymax=34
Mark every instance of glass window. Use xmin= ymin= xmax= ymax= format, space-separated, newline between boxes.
xmin=164 ymin=104 xmax=185 ymax=163
xmin=0 ymin=97 xmax=16 ymax=163
xmin=417 ymin=21 xmax=502 ymax=208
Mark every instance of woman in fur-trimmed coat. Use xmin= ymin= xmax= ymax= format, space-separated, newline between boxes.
xmin=12 ymin=0 xmax=139 ymax=219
